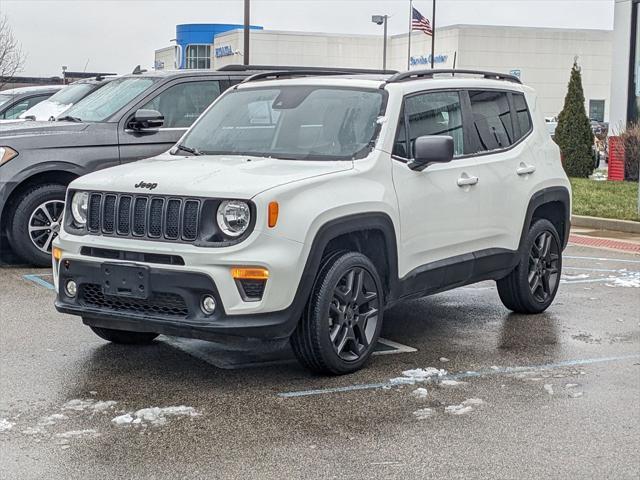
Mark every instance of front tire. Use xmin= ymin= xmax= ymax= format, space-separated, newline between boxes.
xmin=497 ymin=219 xmax=562 ymax=314
xmin=8 ymin=184 xmax=67 ymax=267
xmin=291 ymin=251 xmax=384 ymax=375
xmin=89 ymin=325 xmax=159 ymax=345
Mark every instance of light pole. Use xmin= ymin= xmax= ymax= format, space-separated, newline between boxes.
xmin=372 ymin=15 xmax=389 ymax=71
xmin=61 ymin=66 xmax=67 ymax=85
xmin=243 ymin=0 xmax=250 ymax=66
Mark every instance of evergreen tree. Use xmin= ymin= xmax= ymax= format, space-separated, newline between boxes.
xmin=554 ymin=60 xmax=595 ymax=178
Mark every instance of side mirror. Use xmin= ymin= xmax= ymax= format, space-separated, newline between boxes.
xmin=128 ymin=109 xmax=164 ymax=131
xmin=408 ymin=135 xmax=454 ymax=171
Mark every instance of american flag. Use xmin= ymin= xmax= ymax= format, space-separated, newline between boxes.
xmin=412 ymin=7 xmax=433 ymax=36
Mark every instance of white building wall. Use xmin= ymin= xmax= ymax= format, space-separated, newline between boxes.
xmin=154 ymin=46 xmax=176 ymax=70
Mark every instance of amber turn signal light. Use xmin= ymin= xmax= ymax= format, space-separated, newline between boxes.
xmin=52 ymin=246 xmax=63 ymax=261
xmin=231 ymin=267 xmax=269 ymax=280
xmin=268 ymin=201 xmax=279 ymax=228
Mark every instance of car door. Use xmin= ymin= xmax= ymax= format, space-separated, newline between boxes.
xmin=464 ymin=89 xmax=535 ymax=252
xmin=117 ymin=78 xmax=223 ymax=163
xmin=391 ymin=89 xmax=483 ymax=290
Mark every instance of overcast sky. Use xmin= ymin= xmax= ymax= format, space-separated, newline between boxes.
xmin=3 ymin=0 xmax=615 ymax=77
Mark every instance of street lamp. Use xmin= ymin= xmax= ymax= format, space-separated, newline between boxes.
xmin=372 ymin=15 xmax=388 ymax=71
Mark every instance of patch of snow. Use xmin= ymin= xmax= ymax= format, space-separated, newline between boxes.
xmin=401 ymin=368 xmax=447 ymax=382
xmin=21 ymin=426 xmax=44 ymax=435
xmin=92 ymin=401 xmax=117 ymax=412
xmin=565 ymin=383 xmax=579 ymax=389
xmin=568 ymin=391 xmax=584 ymax=398
xmin=439 ymin=357 xmax=450 ymax=363
xmin=411 ymin=388 xmax=429 ymax=399
xmin=413 ymin=408 xmax=434 ymax=419
xmin=544 ymin=384 xmax=554 ymax=395
xmin=89 ymin=391 xmax=98 ymax=396
xmin=445 ymin=404 xmax=473 ymax=415
xmin=39 ymin=414 xmax=67 ymax=426
xmin=462 ymin=398 xmax=484 ymax=406
xmin=440 ymin=379 xmax=465 ymax=386
xmin=389 ymin=376 xmax=417 ymax=385
xmin=112 ymin=406 xmax=199 ymax=427
xmin=490 ymin=366 xmax=501 ymax=371
xmin=55 ymin=429 xmax=99 ymax=439
xmin=0 ymin=418 xmax=15 ymax=432
xmin=562 ymin=274 xmax=590 ymax=280
xmin=62 ymin=399 xmax=95 ymax=411
xmin=605 ymin=272 xmax=640 ymax=288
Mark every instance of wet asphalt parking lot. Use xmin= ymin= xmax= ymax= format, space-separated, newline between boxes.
xmin=1 ymin=244 xmax=639 ymax=480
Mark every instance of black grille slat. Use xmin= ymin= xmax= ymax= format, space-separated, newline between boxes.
xmin=83 ymin=192 xmax=201 ymax=242
xmin=182 ymin=200 xmax=199 ymax=240
xmin=102 ymin=195 xmax=117 ymax=233
xmin=148 ymin=198 xmax=164 ymax=238
xmin=80 ymin=284 xmax=188 ymax=318
xmin=117 ymin=196 xmax=132 ymax=234
xmin=88 ymin=194 xmax=102 ymax=232
xmin=133 ymin=197 xmax=148 ymax=236
xmin=165 ymin=199 xmax=181 ymax=239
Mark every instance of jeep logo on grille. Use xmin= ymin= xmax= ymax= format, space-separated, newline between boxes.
xmin=135 ymin=181 xmax=158 ymax=190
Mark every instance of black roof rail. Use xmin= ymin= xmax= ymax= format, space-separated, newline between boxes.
xmin=386 ymin=69 xmax=522 ymax=84
xmin=219 ymin=64 xmax=397 ymax=74
xmin=239 ymin=69 xmax=393 ymax=85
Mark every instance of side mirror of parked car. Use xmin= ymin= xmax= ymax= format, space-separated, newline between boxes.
xmin=128 ymin=109 xmax=164 ymax=131
xmin=408 ymin=135 xmax=454 ymax=171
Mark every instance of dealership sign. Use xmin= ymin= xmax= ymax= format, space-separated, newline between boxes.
xmin=215 ymin=45 xmax=234 ymax=58
xmin=410 ymin=54 xmax=448 ymax=66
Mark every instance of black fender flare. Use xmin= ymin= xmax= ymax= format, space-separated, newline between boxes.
xmin=518 ymin=186 xmax=571 ymax=250
xmin=289 ymin=212 xmax=400 ymax=317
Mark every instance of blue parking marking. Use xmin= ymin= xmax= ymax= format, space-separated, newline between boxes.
xmin=278 ymin=354 xmax=640 ymax=398
xmin=23 ymin=274 xmax=55 ymax=290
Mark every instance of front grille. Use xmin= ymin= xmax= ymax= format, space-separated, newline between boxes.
xmin=86 ymin=193 xmax=201 ymax=242
xmin=80 ymin=283 xmax=188 ymax=318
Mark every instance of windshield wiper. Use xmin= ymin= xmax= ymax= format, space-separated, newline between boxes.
xmin=57 ymin=115 xmax=82 ymax=123
xmin=173 ymin=144 xmax=202 ymax=156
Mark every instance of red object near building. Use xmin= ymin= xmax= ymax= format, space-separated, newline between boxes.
xmin=607 ymin=136 xmax=625 ymax=181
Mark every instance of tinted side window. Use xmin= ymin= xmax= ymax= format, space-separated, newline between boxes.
xmin=513 ymin=92 xmax=532 ymax=139
xmin=141 ymin=80 xmax=221 ymax=128
xmin=2 ymin=95 xmax=50 ymax=119
xmin=468 ymin=90 xmax=514 ymax=152
xmin=404 ymin=91 xmax=464 ymax=158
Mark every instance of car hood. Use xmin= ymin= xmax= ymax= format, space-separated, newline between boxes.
xmin=71 ymin=153 xmax=354 ymax=198
xmin=0 ymin=120 xmax=89 ymax=138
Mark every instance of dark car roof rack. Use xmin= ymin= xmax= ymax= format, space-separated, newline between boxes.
xmin=239 ymin=69 xmax=394 ymax=84
xmin=219 ymin=64 xmax=397 ymax=74
xmin=386 ymin=69 xmax=522 ymax=84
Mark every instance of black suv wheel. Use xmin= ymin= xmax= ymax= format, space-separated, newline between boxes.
xmin=8 ymin=183 xmax=67 ymax=267
xmin=291 ymin=251 xmax=383 ymax=375
xmin=497 ymin=219 xmax=562 ymax=314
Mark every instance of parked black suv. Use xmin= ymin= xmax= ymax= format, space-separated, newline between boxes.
xmin=0 ymin=68 xmax=258 ymax=265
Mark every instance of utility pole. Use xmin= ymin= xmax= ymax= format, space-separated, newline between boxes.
xmin=372 ymin=15 xmax=389 ymax=70
xmin=407 ymin=0 xmax=413 ymax=70
xmin=243 ymin=0 xmax=250 ymax=66
xmin=430 ymin=0 xmax=436 ymax=69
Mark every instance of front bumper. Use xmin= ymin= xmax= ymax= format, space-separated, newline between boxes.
xmin=55 ymin=259 xmax=300 ymax=341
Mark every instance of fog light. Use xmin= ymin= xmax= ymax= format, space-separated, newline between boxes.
xmin=201 ymin=295 xmax=216 ymax=315
xmin=65 ymin=280 xmax=77 ymax=297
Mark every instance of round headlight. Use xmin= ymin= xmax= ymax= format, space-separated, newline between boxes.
xmin=216 ymin=200 xmax=251 ymax=238
xmin=71 ymin=191 xmax=89 ymax=225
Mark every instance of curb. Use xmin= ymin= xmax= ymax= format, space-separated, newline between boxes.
xmin=571 ymin=215 xmax=640 ymax=234
xmin=568 ymin=234 xmax=640 ymax=253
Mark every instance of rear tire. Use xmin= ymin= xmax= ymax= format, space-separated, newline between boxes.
xmin=89 ymin=325 xmax=159 ymax=345
xmin=290 ymin=251 xmax=383 ymax=375
xmin=497 ymin=219 xmax=562 ymax=314
xmin=8 ymin=183 xmax=67 ymax=267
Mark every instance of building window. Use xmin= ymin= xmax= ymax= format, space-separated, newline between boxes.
xmin=185 ymin=45 xmax=211 ymax=69
xmin=589 ymin=99 xmax=605 ymax=122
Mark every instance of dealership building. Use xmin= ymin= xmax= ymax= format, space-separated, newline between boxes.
xmin=155 ymin=23 xmax=612 ymax=121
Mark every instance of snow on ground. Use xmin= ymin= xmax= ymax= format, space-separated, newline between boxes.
xmin=413 ymin=408 xmax=434 ymax=419
xmin=445 ymin=398 xmax=485 ymax=415
xmin=440 ymin=379 xmax=465 ymax=386
xmin=39 ymin=413 xmax=67 ymax=426
xmin=0 ymin=418 xmax=15 ymax=432
xmin=55 ymin=429 xmax=99 ymax=439
xmin=411 ymin=388 xmax=429 ymax=399
xmin=562 ymin=274 xmax=590 ymax=281
xmin=112 ymin=406 xmax=199 ymax=427
xmin=544 ymin=384 xmax=554 ymax=395
xmin=605 ymin=271 xmax=640 ymax=288
xmin=391 ymin=367 xmax=448 ymax=385
xmin=62 ymin=398 xmax=117 ymax=413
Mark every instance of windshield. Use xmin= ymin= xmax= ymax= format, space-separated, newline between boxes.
xmin=47 ymin=83 xmax=97 ymax=105
xmin=62 ymin=77 xmax=154 ymax=122
xmin=180 ymin=86 xmax=385 ymax=160
xmin=0 ymin=94 xmax=12 ymax=108
xmin=18 ymin=84 xmax=99 ymax=119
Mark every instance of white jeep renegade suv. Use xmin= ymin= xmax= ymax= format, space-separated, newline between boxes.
xmin=53 ymin=69 xmax=571 ymax=374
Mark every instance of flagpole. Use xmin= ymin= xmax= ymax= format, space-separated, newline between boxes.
xmin=430 ymin=0 xmax=436 ymax=69
xmin=407 ymin=0 xmax=412 ymax=70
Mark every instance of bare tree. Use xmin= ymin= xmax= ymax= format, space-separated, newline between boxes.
xmin=0 ymin=14 xmax=26 ymax=89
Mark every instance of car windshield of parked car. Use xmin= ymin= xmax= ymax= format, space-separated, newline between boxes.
xmin=180 ymin=86 xmax=385 ymax=160
xmin=19 ymin=83 xmax=98 ymax=119
xmin=61 ymin=77 xmax=154 ymax=122
xmin=0 ymin=94 xmax=12 ymax=108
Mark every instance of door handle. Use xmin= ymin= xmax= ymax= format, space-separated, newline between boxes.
xmin=516 ymin=164 xmax=536 ymax=175
xmin=457 ymin=174 xmax=479 ymax=187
